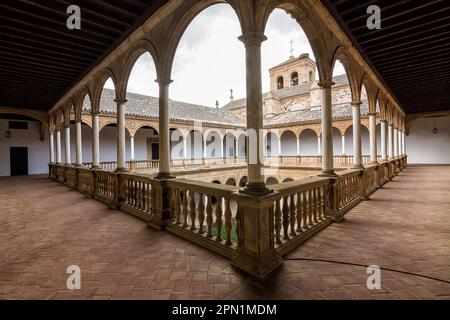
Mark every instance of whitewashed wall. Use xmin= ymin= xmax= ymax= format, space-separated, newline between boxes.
xmin=407 ymin=116 xmax=450 ymax=164
xmin=0 ymin=119 xmax=49 ymax=176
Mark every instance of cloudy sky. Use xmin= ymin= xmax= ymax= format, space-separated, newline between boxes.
xmin=106 ymin=5 xmax=345 ymax=107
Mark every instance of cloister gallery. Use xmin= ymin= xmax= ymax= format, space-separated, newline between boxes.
xmin=0 ymin=0 xmax=449 ymax=300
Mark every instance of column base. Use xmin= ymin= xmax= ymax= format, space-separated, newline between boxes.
xmin=319 ymin=170 xmax=337 ymax=178
xmin=370 ymin=161 xmax=379 ymax=165
xmin=351 ymin=164 xmax=365 ymax=169
xmin=239 ymin=182 xmax=273 ymax=196
xmin=154 ymin=172 xmax=175 ymax=180
xmin=115 ymin=167 xmax=129 ymax=173
xmin=231 ymin=250 xmax=283 ymax=279
xmin=91 ymin=165 xmax=101 ymax=169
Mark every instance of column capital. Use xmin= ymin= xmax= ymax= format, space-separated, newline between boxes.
xmin=238 ymin=32 xmax=267 ymax=46
xmin=380 ymin=119 xmax=388 ymax=123
xmin=114 ymin=98 xmax=128 ymax=105
xmin=351 ymin=101 xmax=362 ymax=107
xmin=155 ymin=78 xmax=173 ymax=86
xmin=318 ymin=80 xmax=335 ymax=88
xmin=368 ymin=112 xmax=377 ymax=116
xmin=91 ymin=110 xmax=100 ymax=116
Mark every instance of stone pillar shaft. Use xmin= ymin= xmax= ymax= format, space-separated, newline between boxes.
xmin=381 ymin=121 xmax=387 ymax=161
xmin=75 ymin=121 xmax=83 ymax=166
xmin=239 ymin=32 xmax=269 ymax=194
xmin=56 ymin=129 xmax=62 ymax=163
xmin=296 ymin=137 xmax=300 ymax=155
xmin=64 ymin=125 xmax=71 ymax=165
xmin=394 ymin=128 xmax=399 ymax=158
xmin=92 ymin=113 xmax=100 ymax=168
xmin=156 ymin=80 xmax=172 ymax=177
xmin=115 ymin=99 xmax=127 ymax=171
xmin=319 ymin=82 xmax=335 ymax=176
xmin=130 ymin=136 xmax=135 ymax=160
xmin=388 ymin=124 xmax=394 ymax=160
xmin=369 ymin=113 xmax=377 ymax=163
xmin=49 ymin=132 xmax=55 ymax=163
xmin=352 ymin=102 xmax=363 ymax=168
xmin=341 ymin=135 xmax=346 ymax=155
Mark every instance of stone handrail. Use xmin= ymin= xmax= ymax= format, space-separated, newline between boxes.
xmin=333 ymin=168 xmax=364 ymax=218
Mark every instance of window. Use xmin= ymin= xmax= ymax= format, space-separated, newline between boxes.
xmin=309 ymin=71 xmax=313 ymax=82
xmin=8 ymin=121 xmax=28 ymax=129
xmin=291 ymin=72 xmax=299 ymax=86
xmin=277 ymin=76 xmax=284 ymax=89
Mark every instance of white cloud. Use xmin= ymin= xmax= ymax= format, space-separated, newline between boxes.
xmin=105 ymin=5 xmax=346 ymax=107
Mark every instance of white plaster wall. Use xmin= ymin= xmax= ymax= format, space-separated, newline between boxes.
xmin=407 ymin=116 xmax=450 ymax=164
xmin=0 ymin=119 xmax=49 ymax=176
xmin=280 ymin=132 xmax=297 ymax=156
xmin=298 ymin=130 xmax=318 ymax=155
xmin=344 ymin=126 xmax=370 ymax=155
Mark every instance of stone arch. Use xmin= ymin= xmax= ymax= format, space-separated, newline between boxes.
xmin=239 ymin=176 xmax=247 ymax=187
xmin=290 ymin=71 xmax=299 ymax=86
xmin=280 ymin=130 xmax=297 ymax=156
xmin=265 ymin=131 xmax=280 ymax=156
xmin=0 ymin=107 xmax=49 ymax=129
xmin=163 ymin=1 xmax=242 ymax=79
xmin=74 ymin=86 xmax=92 ymax=121
xmin=225 ymin=178 xmax=236 ymax=186
xmin=223 ymin=132 xmax=236 ymax=157
xmin=298 ymin=128 xmax=318 ymax=155
xmin=261 ymin=2 xmax=334 ymax=83
xmin=266 ymin=177 xmax=279 ymax=186
xmin=118 ymin=39 xmax=160 ymax=99
xmin=330 ymin=46 xmax=363 ymax=104
xmin=283 ymin=178 xmax=294 ymax=183
xmin=91 ymin=68 xmax=118 ymax=113
xmin=205 ymin=130 xmax=222 ymax=158
xmin=237 ymin=133 xmax=247 ymax=157
xmin=170 ymin=128 xmax=185 ymax=159
xmin=360 ymin=73 xmax=378 ymax=114
xmin=277 ymin=76 xmax=284 ymax=89
xmin=187 ymin=129 xmax=204 ymax=160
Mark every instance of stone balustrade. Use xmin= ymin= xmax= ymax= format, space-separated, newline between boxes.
xmin=48 ymin=155 xmax=407 ymax=278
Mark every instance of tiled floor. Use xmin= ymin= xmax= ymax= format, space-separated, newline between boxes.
xmin=1 ymin=165 xmax=449 ymax=299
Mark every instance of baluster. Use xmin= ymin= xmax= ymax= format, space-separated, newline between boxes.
xmin=282 ymin=196 xmax=290 ymax=240
xmin=197 ymin=194 xmax=205 ymax=234
xmin=301 ymin=192 xmax=308 ymax=230
xmin=312 ymin=187 xmax=318 ymax=224
xmin=182 ymin=189 xmax=189 ymax=227
xmin=307 ymin=189 xmax=313 ymax=226
xmin=206 ymin=195 xmax=213 ymax=237
xmin=215 ymin=196 xmax=223 ymax=242
xmin=174 ymin=188 xmax=181 ymax=223
xmin=295 ymin=192 xmax=302 ymax=232
xmin=274 ymin=199 xmax=282 ymax=244
xmin=224 ymin=198 xmax=232 ymax=246
xmin=289 ymin=194 xmax=296 ymax=236
xmin=189 ymin=191 xmax=197 ymax=230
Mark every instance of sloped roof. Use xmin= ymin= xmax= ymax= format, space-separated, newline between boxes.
xmin=222 ymin=74 xmax=349 ymax=110
xmin=84 ymin=89 xmax=246 ymax=126
xmin=265 ymin=101 xmax=370 ymax=126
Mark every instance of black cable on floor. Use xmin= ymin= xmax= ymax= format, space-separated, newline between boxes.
xmin=285 ymin=256 xmax=450 ymax=285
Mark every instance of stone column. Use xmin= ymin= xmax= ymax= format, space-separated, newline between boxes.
xmin=130 ymin=135 xmax=135 ymax=160
xmin=56 ymin=129 xmax=62 ymax=163
xmin=235 ymin=137 xmax=239 ymax=157
xmin=183 ymin=137 xmax=187 ymax=159
xmin=220 ymin=138 xmax=224 ymax=158
xmin=341 ymin=135 xmax=346 ymax=155
xmin=115 ymin=99 xmax=127 ymax=172
xmin=393 ymin=127 xmax=399 ymax=158
xmin=319 ymin=81 xmax=335 ymax=176
xmin=75 ymin=121 xmax=83 ymax=166
xmin=238 ymin=32 xmax=269 ymax=194
xmin=92 ymin=112 xmax=100 ymax=168
xmin=203 ymin=139 xmax=207 ymax=158
xmin=296 ymin=137 xmax=300 ymax=155
xmin=352 ymin=102 xmax=363 ymax=168
xmin=49 ymin=132 xmax=55 ymax=163
xmin=380 ymin=120 xmax=387 ymax=161
xmin=317 ymin=136 xmax=321 ymax=155
xmin=64 ymin=125 xmax=71 ymax=165
xmin=156 ymin=79 xmax=172 ymax=178
xmin=399 ymin=130 xmax=403 ymax=156
xmin=388 ymin=124 xmax=394 ymax=160
xmin=369 ymin=113 xmax=377 ymax=164
xmin=402 ymin=132 xmax=406 ymax=155
xmin=278 ymin=136 xmax=282 ymax=156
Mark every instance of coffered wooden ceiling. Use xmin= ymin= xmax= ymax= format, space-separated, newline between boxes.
xmin=0 ymin=0 xmax=168 ymax=111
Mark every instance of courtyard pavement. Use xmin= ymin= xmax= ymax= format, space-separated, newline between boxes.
xmin=0 ymin=165 xmax=449 ymax=299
